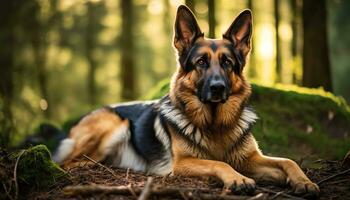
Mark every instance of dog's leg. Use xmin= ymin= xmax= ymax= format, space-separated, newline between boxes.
xmin=173 ymin=157 xmax=256 ymax=194
xmin=55 ymin=108 xmax=129 ymax=168
xmin=246 ymin=151 xmax=319 ymax=196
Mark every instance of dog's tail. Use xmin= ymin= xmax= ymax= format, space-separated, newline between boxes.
xmin=52 ymin=138 xmax=75 ymax=163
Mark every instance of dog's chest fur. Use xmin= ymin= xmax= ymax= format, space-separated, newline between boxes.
xmin=159 ymin=96 xmax=258 ymax=165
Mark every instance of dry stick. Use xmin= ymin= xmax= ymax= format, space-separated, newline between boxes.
xmin=82 ymin=154 xmax=118 ymax=178
xmin=270 ymin=191 xmax=284 ymax=200
xmin=247 ymin=193 xmax=269 ymax=200
xmin=63 ymin=184 xmax=252 ymax=199
xmin=64 ymin=185 xmax=135 ymax=196
xmin=317 ymin=168 xmax=350 ymax=185
xmin=256 ymin=187 xmax=306 ymax=200
xmin=14 ymin=150 xmax=25 ymax=200
xmin=179 ymin=190 xmax=189 ymax=200
xmin=2 ymin=182 xmax=14 ymax=200
xmin=196 ymin=193 xmax=256 ymax=200
xmin=138 ymin=177 xmax=154 ymax=200
xmin=125 ymin=168 xmax=130 ymax=182
xmin=127 ymin=184 xmax=138 ymax=199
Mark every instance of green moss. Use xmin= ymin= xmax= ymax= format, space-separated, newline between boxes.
xmin=146 ymin=79 xmax=350 ymax=160
xmin=15 ymin=145 xmax=66 ymax=190
xmin=250 ymin=84 xmax=350 ymax=160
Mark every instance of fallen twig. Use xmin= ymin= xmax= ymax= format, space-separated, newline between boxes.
xmin=138 ymin=177 xmax=154 ymax=200
xmin=64 ymin=185 xmax=135 ymax=196
xmin=196 ymin=193 xmax=257 ymax=200
xmin=127 ymin=184 xmax=138 ymax=199
xmin=14 ymin=150 xmax=25 ymax=200
xmin=247 ymin=193 xmax=269 ymax=200
xmin=317 ymin=168 xmax=350 ymax=185
xmin=2 ymin=182 xmax=14 ymax=200
xmin=63 ymin=184 xmax=255 ymax=199
xmin=257 ymin=187 xmax=305 ymax=200
xmin=270 ymin=191 xmax=284 ymax=199
xmin=125 ymin=168 xmax=130 ymax=182
xmin=82 ymin=154 xmax=118 ymax=178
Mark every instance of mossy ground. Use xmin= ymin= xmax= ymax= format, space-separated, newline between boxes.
xmin=144 ymin=80 xmax=350 ymax=162
xmin=15 ymin=145 xmax=67 ymax=189
xmin=0 ymin=145 xmax=66 ymax=199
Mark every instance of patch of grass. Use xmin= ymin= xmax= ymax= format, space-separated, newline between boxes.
xmin=146 ymin=79 xmax=350 ymax=160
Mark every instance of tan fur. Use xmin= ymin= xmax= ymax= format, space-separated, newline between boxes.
xmin=62 ymin=108 xmax=129 ymax=168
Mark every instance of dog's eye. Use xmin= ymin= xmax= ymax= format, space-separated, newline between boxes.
xmin=196 ymin=58 xmax=206 ymax=66
xmin=221 ymin=57 xmax=232 ymax=68
xmin=224 ymin=59 xmax=231 ymax=66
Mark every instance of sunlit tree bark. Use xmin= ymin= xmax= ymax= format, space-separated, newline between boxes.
xmin=247 ymin=0 xmax=256 ymax=78
xmin=291 ymin=0 xmax=302 ymax=84
xmin=208 ymin=0 xmax=216 ymax=38
xmin=185 ymin=0 xmax=195 ymax=12
xmin=274 ymin=0 xmax=281 ymax=82
xmin=163 ymin=0 xmax=173 ymax=75
xmin=302 ymin=0 xmax=332 ymax=91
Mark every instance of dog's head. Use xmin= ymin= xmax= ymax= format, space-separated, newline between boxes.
xmin=172 ymin=5 xmax=252 ymax=104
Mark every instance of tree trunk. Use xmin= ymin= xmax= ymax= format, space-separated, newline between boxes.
xmin=274 ymin=0 xmax=281 ymax=82
xmin=291 ymin=0 xmax=302 ymax=84
xmin=31 ymin=1 xmax=51 ymax=118
xmin=163 ymin=0 xmax=173 ymax=75
xmin=0 ymin=1 xmax=15 ymax=147
xmin=247 ymin=0 xmax=256 ymax=78
xmin=120 ymin=0 xmax=136 ymax=100
xmin=185 ymin=0 xmax=195 ymax=13
xmin=208 ymin=0 xmax=216 ymax=38
xmin=302 ymin=0 xmax=332 ymax=91
xmin=86 ymin=2 xmax=97 ymax=106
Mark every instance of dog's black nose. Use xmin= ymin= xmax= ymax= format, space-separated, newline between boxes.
xmin=210 ymin=80 xmax=225 ymax=93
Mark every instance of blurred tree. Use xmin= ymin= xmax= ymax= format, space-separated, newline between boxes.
xmin=328 ymin=0 xmax=350 ymax=101
xmin=120 ymin=0 xmax=136 ymax=100
xmin=29 ymin=0 xmax=53 ymax=119
xmin=0 ymin=1 xmax=15 ymax=147
xmin=274 ymin=0 xmax=281 ymax=82
xmin=86 ymin=1 xmax=98 ymax=106
xmin=163 ymin=0 xmax=174 ymax=75
xmin=302 ymin=0 xmax=332 ymax=91
xmin=291 ymin=0 xmax=302 ymax=84
xmin=247 ymin=0 xmax=256 ymax=78
xmin=208 ymin=0 xmax=216 ymax=38
xmin=185 ymin=0 xmax=196 ymax=13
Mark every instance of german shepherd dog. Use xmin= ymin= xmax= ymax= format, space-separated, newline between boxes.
xmin=54 ymin=5 xmax=319 ymax=196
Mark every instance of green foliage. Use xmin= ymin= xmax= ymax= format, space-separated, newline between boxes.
xmin=15 ymin=145 xmax=66 ymax=190
xmin=146 ymin=79 xmax=350 ymax=160
xmin=142 ymin=79 xmax=171 ymax=100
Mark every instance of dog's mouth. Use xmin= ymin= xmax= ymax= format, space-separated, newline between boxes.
xmin=200 ymin=92 xmax=228 ymax=104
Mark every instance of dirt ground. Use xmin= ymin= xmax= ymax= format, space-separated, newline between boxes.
xmin=28 ymin=159 xmax=350 ymax=200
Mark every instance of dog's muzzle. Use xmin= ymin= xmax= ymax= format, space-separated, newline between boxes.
xmin=205 ymin=79 xmax=228 ymax=103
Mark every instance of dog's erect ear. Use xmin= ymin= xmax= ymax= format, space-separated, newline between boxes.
xmin=174 ymin=5 xmax=203 ymax=54
xmin=223 ymin=10 xmax=252 ymax=57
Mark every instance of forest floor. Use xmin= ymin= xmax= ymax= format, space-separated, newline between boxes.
xmin=2 ymin=82 xmax=349 ymax=199
xmin=27 ymin=158 xmax=350 ymax=200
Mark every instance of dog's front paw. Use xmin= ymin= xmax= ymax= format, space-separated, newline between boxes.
xmin=292 ymin=181 xmax=320 ymax=197
xmin=228 ymin=177 xmax=256 ymax=195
